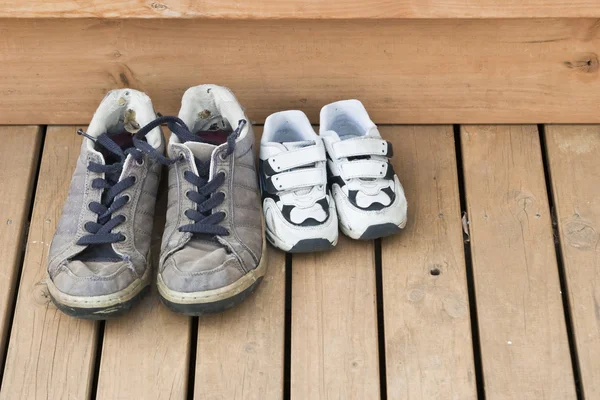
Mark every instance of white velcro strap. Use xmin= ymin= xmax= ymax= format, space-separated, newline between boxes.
xmin=339 ymin=160 xmax=388 ymax=180
xmin=267 ymin=168 xmax=326 ymax=193
xmin=331 ymin=138 xmax=389 ymax=159
xmin=267 ymin=144 xmax=326 ymax=172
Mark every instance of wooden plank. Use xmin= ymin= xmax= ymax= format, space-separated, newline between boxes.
xmin=291 ymin=236 xmax=379 ymax=399
xmin=461 ymin=125 xmax=576 ymax=399
xmin=544 ymin=125 xmax=600 ymax=399
xmin=2 ymin=19 xmax=600 ymax=125
xmin=0 ymin=0 xmax=599 ymax=19
xmin=0 ymin=126 xmax=42 ymax=367
xmin=0 ymin=126 xmax=98 ymax=400
xmin=95 ymin=172 xmax=190 ymax=400
xmin=195 ymin=126 xmax=286 ymax=400
xmin=195 ymin=249 xmax=285 ymax=400
xmin=381 ymin=126 xmax=477 ymax=399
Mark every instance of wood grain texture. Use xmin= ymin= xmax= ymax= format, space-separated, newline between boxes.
xmin=0 ymin=126 xmax=42 ymax=367
xmin=544 ymin=125 xmax=600 ymax=399
xmin=291 ymin=236 xmax=379 ymax=399
xmin=381 ymin=126 xmax=476 ymax=399
xmin=96 ymin=166 xmax=190 ymax=400
xmin=461 ymin=125 xmax=576 ymax=399
xmin=0 ymin=0 xmax=599 ymax=18
xmin=195 ymin=126 xmax=285 ymax=400
xmin=2 ymin=19 xmax=600 ymax=124
xmin=0 ymin=126 xmax=98 ymax=400
xmin=195 ymin=248 xmax=285 ymax=400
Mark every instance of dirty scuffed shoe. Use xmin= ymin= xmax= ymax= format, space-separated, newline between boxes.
xmin=320 ymin=99 xmax=408 ymax=240
xmin=157 ymin=85 xmax=266 ymax=315
xmin=259 ymin=110 xmax=338 ymax=252
xmin=47 ymin=89 xmax=165 ymax=319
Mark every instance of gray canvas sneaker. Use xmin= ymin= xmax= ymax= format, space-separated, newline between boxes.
xmin=46 ymin=89 xmax=165 ymax=319
xmin=157 ymin=85 xmax=266 ymax=315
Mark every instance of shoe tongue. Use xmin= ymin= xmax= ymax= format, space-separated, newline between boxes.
xmin=183 ymin=141 xmax=223 ymax=247
xmin=184 ymin=141 xmax=216 ymax=163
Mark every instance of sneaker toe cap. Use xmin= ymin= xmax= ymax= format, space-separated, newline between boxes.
xmin=51 ymin=260 xmax=137 ymax=297
xmin=160 ymin=250 xmax=245 ymax=293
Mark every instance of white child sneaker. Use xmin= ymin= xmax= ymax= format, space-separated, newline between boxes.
xmin=259 ymin=110 xmax=338 ymax=252
xmin=320 ymin=100 xmax=407 ymax=240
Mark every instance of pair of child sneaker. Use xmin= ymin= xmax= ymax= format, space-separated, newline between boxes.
xmin=47 ymin=85 xmax=265 ymax=319
xmin=259 ymin=101 xmax=408 ymax=252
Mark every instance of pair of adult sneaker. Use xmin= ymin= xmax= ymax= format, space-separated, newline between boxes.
xmin=47 ymin=85 xmax=266 ymax=319
xmin=260 ymin=102 xmax=408 ymax=253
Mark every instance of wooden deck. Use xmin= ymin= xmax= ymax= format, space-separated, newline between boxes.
xmin=0 ymin=123 xmax=598 ymax=399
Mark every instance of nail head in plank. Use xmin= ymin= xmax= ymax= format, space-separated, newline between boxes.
xmin=381 ymin=125 xmax=477 ymax=399
xmin=291 ymin=236 xmax=380 ymax=399
xmin=96 ymin=170 xmax=190 ymax=400
xmin=0 ymin=126 xmax=97 ymax=400
xmin=545 ymin=125 xmax=600 ymax=399
xmin=195 ymin=248 xmax=285 ymax=400
xmin=461 ymin=125 xmax=576 ymax=399
xmin=0 ymin=126 xmax=42 ymax=367
xmin=3 ymin=19 xmax=600 ymax=124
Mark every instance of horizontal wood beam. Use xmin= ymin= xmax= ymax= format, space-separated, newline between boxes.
xmin=2 ymin=18 xmax=600 ymax=124
xmin=1 ymin=0 xmax=600 ymax=19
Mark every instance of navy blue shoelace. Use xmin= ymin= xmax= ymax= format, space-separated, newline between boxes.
xmin=165 ymin=116 xmax=246 ymax=236
xmin=76 ymin=115 xmax=246 ymax=246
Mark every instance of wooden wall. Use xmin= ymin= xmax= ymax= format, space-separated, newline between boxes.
xmin=1 ymin=18 xmax=600 ymax=124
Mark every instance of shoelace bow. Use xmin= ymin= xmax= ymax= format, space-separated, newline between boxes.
xmin=76 ymin=116 xmax=246 ymax=246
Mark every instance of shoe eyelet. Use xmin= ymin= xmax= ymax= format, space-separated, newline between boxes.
xmin=136 ymin=158 xmax=145 ymax=166
xmin=131 ymin=176 xmax=137 ymax=184
xmin=87 ymin=203 xmax=93 ymax=211
xmin=221 ymin=210 xmax=228 ymax=220
xmin=185 ymin=190 xmax=192 ymax=199
xmin=219 ymin=191 xmax=227 ymax=200
xmin=123 ymin=195 xmax=131 ymax=204
xmin=218 ymin=170 xmax=228 ymax=179
xmin=119 ymin=234 xmax=127 ymax=242
xmin=178 ymin=153 xmax=186 ymax=161
xmin=219 ymin=152 xmax=228 ymax=161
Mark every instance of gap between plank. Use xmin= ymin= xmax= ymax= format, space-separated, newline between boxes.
xmin=453 ymin=124 xmax=486 ymax=400
xmin=89 ymin=321 xmax=105 ymax=400
xmin=0 ymin=125 xmax=47 ymax=390
xmin=187 ymin=317 xmax=199 ymax=400
xmin=537 ymin=124 xmax=584 ymax=400
xmin=283 ymin=252 xmax=292 ymax=400
xmin=374 ymin=239 xmax=388 ymax=400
